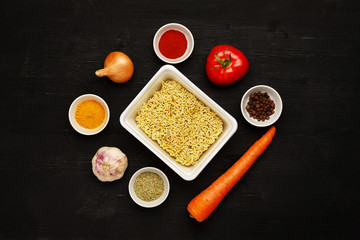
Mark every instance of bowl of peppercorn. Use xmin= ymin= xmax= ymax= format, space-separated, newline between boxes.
xmin=240 ymin=85 xmax=283 ymax=127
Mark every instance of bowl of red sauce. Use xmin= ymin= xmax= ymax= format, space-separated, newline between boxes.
xmin=153 ymin=23 xmax=194 ymax=64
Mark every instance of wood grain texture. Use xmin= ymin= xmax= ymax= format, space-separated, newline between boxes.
xmin=1 ymin=0 xmax=359 ymax=239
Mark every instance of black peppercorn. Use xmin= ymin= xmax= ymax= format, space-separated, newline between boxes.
xmin=246 ymin=91 xmax=275 ymax=121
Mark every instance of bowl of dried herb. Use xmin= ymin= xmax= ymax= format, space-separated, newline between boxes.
xmin=128 ymin=167 xmax=170 ymax=208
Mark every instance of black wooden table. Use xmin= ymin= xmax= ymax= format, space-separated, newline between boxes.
xmin=1 ymin=0 xmax=359 ymax=239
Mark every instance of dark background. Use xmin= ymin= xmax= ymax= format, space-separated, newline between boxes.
xmin=1 ymin=0 xmax=359 ymax=239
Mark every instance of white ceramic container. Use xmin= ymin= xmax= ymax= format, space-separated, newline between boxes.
xmin=120 ymin=65 xmax=238 ymax=181
xmin=128 ymin=167 xmax=170 ymax=208
xmin=68 ymin=94 xmax=110 ymax=135
xmin=240 ymin=85 xmax=283 ymax=127
xmin=153 ymin=23 xmax=194 ymax=64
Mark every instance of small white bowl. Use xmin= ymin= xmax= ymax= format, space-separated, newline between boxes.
xmin=128 ymin=167 xmax=170 ymax=208
xmin=120 ymin=65 xmax=238 ymax=181
xmin=68 ymin=94 xmax=110 ymax=135
xmin=153 ymin=23 xmax=194 ymax=64
xmin=240 ymin=85 xmax=283 ymax=127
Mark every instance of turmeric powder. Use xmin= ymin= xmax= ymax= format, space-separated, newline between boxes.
xmin=75 ymin=100 xmax=105 ymax=129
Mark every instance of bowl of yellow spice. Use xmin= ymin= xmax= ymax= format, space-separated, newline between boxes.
xmin=129 ymin=167 xmax=170 ymax=208
xmin=68 ymin=94 xmax=110 ymax=135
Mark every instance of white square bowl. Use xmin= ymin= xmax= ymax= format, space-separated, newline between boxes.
xmin=120 ymin=65 xmax=238 ymax=181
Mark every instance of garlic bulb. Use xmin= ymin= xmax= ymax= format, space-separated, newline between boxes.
xmin=92 ymin=146 xmax=128 ymax=182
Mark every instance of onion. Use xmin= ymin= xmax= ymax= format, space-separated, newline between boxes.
xmin=95 ymin=51 xmax=134 ymax=83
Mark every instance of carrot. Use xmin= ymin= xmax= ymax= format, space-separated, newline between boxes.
xmin=187 ymin=126 xmax=276 ymax=222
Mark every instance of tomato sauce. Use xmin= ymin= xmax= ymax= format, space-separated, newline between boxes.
xmin=159 ymin=30 xmax=187 ymax=59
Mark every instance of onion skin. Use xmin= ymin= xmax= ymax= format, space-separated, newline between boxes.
xmin=95 ymin=51 xmax=134 ymax=83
